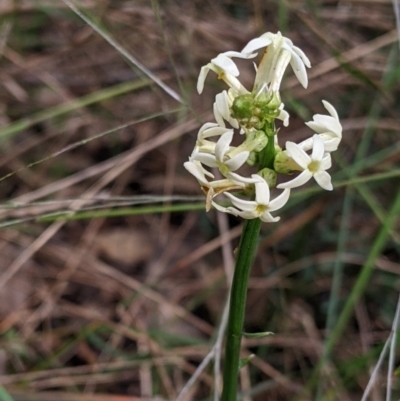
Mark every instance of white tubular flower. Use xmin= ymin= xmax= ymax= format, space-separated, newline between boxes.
xmin=192 ymin=131 xmax=258 ymax=185
xmin=299 ymin=100 xmax=342 ymax=152
xmin=277 ymin=134 xmax=333 ymax=191
xmin=216 ymin=175 xmax=291 ymax=222
xmin=241 ymin=31 xmax=311 ymax=93
xmin=184 ymin=160 xmax=243 ymax=211
xmin=197 ymin=51 xmax=255 ymax=94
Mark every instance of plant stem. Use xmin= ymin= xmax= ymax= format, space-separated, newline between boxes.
xmin=221 ymin=218 xmax=262 ymax=401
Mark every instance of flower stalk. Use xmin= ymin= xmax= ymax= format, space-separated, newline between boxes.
xmin=221 ymin=218 xmax=262 ymax=401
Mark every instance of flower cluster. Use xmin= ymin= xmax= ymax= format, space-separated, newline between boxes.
xmin=185 ymin=32 xmax=342 ymax=222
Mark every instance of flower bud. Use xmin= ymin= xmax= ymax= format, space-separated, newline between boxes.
xmin=231 ymin=93 xmax=283 ymax=131
xmin=274 ymin=150 xmax=301 ymax=174
xmin=257 ymin=168 xmax=277 ymax=187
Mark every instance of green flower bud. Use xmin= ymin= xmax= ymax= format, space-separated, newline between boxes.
xmin=231 ymin=93 xmax=284 ymax=131
xmin=274 ymin=150 xmax=301 ymax=174
xmin=249 ymin=116 xmax=262 ymax=129
xmin=228 ymin=131 xmax=268 ymax=159
xmin=231 ymin=94 xmax=254 ymax=120
xmin=245 ymin=130 xmax=269 ymax=152
xmin=257 ymin=168 xmax=277 ymax=187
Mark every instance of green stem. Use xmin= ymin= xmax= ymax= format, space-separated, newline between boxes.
xmin=221 ymin=218 xmax=262 ymax=401
xmin=258 ymin=122 xmax=276 ymax=170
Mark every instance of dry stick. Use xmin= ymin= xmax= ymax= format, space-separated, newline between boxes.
xmin=360 ymin=335 xmax=392 ymax=401
xmin=386 ymin=294 xmax=400 ymax=401
xmin=214 ymin=211 xmax=236 ymax=400
xmin=175 ymin=299 xmax=231 ymax=401
xmin=175 ymin=211 xmax=235 ymax=401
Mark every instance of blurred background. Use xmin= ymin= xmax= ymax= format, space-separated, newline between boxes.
xmin=0 ymin=1 xmax=399 ymax=400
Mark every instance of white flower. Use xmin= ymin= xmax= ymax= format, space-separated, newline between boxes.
xmin=214 ymin=174 xmax=291 ymax=222
xmin=191 ymin=131 xmax=258 ymax=185
xmin=242 ymin=31 xmax=311 ymax=93
xmin=197 ymin=51 xmax=255 ymax=94
xmin=299 ymin=100 xmax=342 ymax=152
xmin=277 ymin=134 xmax=333 ymax=191
xmin=183 ymin=160 xmax=243 ymax=211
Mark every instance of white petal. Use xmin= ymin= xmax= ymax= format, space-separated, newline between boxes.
xmin=212 ymin=201 xmax=241 ymax=216
xmin=215 ymin=91 xmax=230 ymax=118
xmin=298 ymin=137 xmax=313 ymax=152
xmin=225 ymin=151 xmax=249 ymax=171
xmin=277 ymin=107 xmax=290 ymax=127
xmin=292 ymin=45 xmax=311 ymax=68
xmin=197 ymin=66 xmax=210 ymax=94
xmin=289 ymin=51 xmax=308 ymax=88
xmin=277 ymin=170 xmax=313 ymax=189
xmin=223 ymin=74 xmax=249 ymax=97
xmin=305 ymin=120 xmax=326 ymax=134
xmin=321 ymin=137 xmax=340 ymax=152
xmin=212 ymin=54 xmax=239 ymax=76
xmin=285 ymin=141 xmax=311 ymax=169
xmin=184 ymin=161 xmax=213 ymax=184
xmin=188 ymin=156 xmax=215 ymax=178
xmin=193 ymin=153 xmax=218 ymax=168
xmin=213 ymin=103 xmax=226 ymax=128
xmin=224 ymin=50 xmax=257 ymax=60
xmin=215 ymin=91 xmax=239 ymax=128
xmin=224 ymin=192 xmax=257 ymax=212
xmin=199 ymin=122 xmax=218 ymax=134
xmin=320 ymin=154 xmax=332 ymax=170
xmin=228 ymin=172 xmax=262 ymax=184
xmin=199 ymin=125 xmax=231 ymax=139
xmin=268 ymin=188 xmax=291 ymax=211
xmin=241 ymin=37 xmax=272 ymax=54
xmin=269 ymin=50 xmax=292 ymax=92
xmin=311 ymin=134 xmax=324 ymax=161
xmin=312 ymin=115 xmax=342 ymax=137
xmin=254 ymin=178 xmax=271 ymax=205
xmin=260 ymin=212 xmax=280 ymax=223
xmin=253 ymin=54 xmax=273 ymax=91
xmin=215 ymin=131 xmax=233 ymax=162
xmin=234 ymin=209 xmax=259 ymax=220
xmin=314 ymin=170 xmax=333 ymax=191
xmin=322 ymin=100 xmax=339 ymax=120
